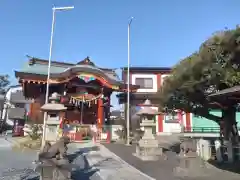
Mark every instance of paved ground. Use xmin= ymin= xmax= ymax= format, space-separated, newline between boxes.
xmin=0 ymin=137 xmax=38 ymax=180
xmin=103 ymin=143 xmax=240 ymax=180
xmin=0 ymin=137 xmax=153 ymax=180
xmin=0 ymin=136 xmax=12 ymax=148
xmin=74 ymin=142 xmax=154 ymax=180
xmin=4 ymin=136 xmax=240 ymax=180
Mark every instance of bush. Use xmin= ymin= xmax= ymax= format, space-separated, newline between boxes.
xmin=115 ymin=129 xmax=126 ymax=140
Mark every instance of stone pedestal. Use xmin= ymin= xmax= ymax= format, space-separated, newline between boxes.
xmin=41 ymin=93 xmax=67 ymax=144
xmin=214 ymin=139 xmax=223 ymax=162
xmin=45 ymin=121 xmax=61 ymax=143
xmin=133 ymin=120 xmax=161 ymax=161
xmin=226 ymin=141 xmax=233 ymax=163
xmin=36 ymin=163 xmax=71 ymax=180
xmin=198 ymin=139 xmax=211 ymax=161
xmin=174 ymin=153 xmax=208 ymax=178
xmin=196 ymin=140 xmax=200 ymax=156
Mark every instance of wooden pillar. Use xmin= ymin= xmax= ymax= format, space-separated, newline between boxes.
xmin=29 ymin=103 xmax=33 ymax=118
xmin=157 ymin=73 xmax=164 ymax=133
xmin=185 ymin=113 xmax=191 ymax=131
xmin=97 ymin=98 xmax=103 ymax=129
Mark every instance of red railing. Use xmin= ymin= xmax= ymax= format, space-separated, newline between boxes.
xmin=62 ymin=125 xmax=111 ymax=143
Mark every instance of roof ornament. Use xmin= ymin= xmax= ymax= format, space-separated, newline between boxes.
xmin=136 ymin=99 xmax=161 ymax=116
xmin=77 ymin=56 xmax=95 ymax=66
xmin=28 ymin=56 xmax=36 ymax=66
xmin=41 ymin=92 xmax=67 ymax=111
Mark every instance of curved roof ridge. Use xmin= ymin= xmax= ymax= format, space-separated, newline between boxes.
xmin=62 ymin=64 xmax=104 ymax=73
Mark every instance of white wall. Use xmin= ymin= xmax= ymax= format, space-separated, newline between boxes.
xmin=161 ymin=74 xmax=170 ymax=85
xmin=130 ymin=73 xmax=186 ymax=134
xmin=162 ymin=119 xmax=182 ymax=133
xmin=161 ymin=75 xmax=182 ymax=134
xmin=2 ymin=86 xmax=23 ymax=126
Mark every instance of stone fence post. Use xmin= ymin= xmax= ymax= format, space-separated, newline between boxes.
xmin=214 ymin=139 xmax=223 ymax=162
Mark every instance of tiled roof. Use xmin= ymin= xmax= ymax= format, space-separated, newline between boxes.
xmin=20 ymin=62 xmax=67 ymax=75
xmin=17 ymin=57 xmax=120 ymax=81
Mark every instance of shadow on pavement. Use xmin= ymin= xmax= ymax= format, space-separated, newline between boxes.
xmin=207 ymin=160 xmax=240 ymax=174
xmin=71 ymin=154 xmax=99 ymax=180
xmin=68 ymin=145 xmax=100 ymax=179
xmin=68 ymin=145 xmax=100 ymax=162
xmin=67 ymin=150 xmax=84 ymax=163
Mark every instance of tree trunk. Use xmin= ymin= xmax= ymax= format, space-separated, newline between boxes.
xmin=222 ymin=106 xmax=239 ymax=145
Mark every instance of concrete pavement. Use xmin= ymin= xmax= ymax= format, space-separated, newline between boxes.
xmin=0 ymin=138 xmax=185 ymax=180
xmin=0 ymin=137 xmax=38 ymax=180
xmin=73 ymin=142 xmax=155 ymax=180
xmin=0 ymin=136 xmax=12 ymax=149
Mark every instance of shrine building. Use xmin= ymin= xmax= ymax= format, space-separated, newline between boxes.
xmin=15 ymin=56 xmax=139 ymax=128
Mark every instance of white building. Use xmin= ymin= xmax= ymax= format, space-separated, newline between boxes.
xmin=1 ymin=85 xmax=32 ymax=126
xmin=117 ymin=67 xmax=192 ymax=135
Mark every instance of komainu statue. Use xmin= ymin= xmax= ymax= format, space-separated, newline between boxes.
xmin=35 ymin=136 xmax=72 ymax=180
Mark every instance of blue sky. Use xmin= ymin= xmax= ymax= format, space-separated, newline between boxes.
xmin=0 ymin=0 xmax=240 ymax=108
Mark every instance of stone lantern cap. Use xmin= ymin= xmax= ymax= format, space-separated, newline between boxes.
xmin=41 ymin=103 xmax=67 ymax=111
xmin=49 ymin=92 xmax=60 ymax=101
xmin=41 ymin=92 xmax=67 ymax=111
xmin=136 ymin=99 xmax=162 ymax=116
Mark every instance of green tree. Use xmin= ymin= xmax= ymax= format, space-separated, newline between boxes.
xmin=158 ymin=27 xmax=240 ymax=143
xmin=0 ymin=75 xmax=9 ymax=94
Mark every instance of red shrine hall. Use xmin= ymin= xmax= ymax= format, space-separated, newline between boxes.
xmin=15 ymin=57 xmax=139 ymax=128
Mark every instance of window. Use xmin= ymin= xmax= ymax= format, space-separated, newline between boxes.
xmin=49 ymin=113 xmax=57 ymax=118
xmin=135 ymin=78 xmax=153 ymax=89
xmin=165 ymin=112 xmax=179 ymax=123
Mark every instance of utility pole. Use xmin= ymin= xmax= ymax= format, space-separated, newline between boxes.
xmin=126 ymin=17 xmax=134 ymax=145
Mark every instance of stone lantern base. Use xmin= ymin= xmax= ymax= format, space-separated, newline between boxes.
xmin=133 ymin=120 xmax=162 ymax=161
xmin=173 ymin=153 xmax=208 ymax=178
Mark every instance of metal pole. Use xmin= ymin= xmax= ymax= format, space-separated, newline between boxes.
xmin=41 ymin=6 xmax=74 ymax=149
xmin=126 ymin=17 xmax=133 ymax=145
xmin=41 ymin=8 xmax=56 ymax=148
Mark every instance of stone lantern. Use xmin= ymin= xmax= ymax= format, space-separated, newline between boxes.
xmin=133 ymin=99 xmax=162 ymax=161
xmin=41 ymin=92 xmax=67 ymax=143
